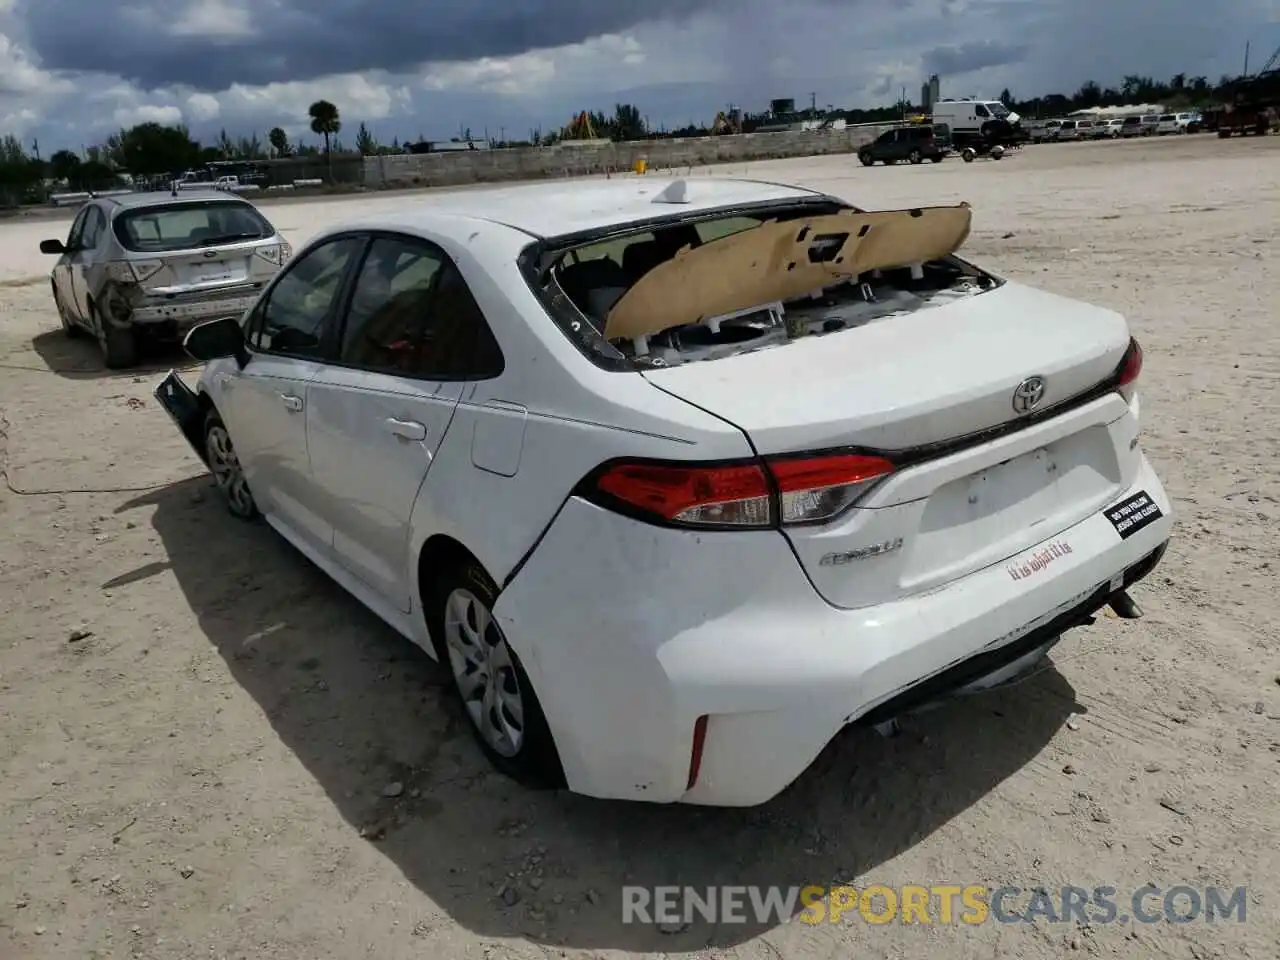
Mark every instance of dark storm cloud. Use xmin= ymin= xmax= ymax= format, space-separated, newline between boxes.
xmin=922 ymin=40 xmax=1029 ymax=76
xmin=19 ymin=0 xmax=734 ymax=90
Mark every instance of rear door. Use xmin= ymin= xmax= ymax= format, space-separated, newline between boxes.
xmin=225 ymin=235 xmax=365 ymax=551
xmin=306 ymin=232 xmax=504 ymax=610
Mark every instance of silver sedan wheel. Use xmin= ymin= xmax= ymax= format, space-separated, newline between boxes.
xmin=444 ymin=587 xmax=525 ymax=758
xmin=206 ymin=424 xmax=254 ymax=518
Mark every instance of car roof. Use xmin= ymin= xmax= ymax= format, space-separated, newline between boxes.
xmin=105 ymin=190 xmax=248 ymax=210
xmin=335 ymin=177 xmax=827 ymax=241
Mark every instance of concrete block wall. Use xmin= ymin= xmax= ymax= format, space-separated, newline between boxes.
xmin=362 ymin=124 xmax=898 ymax=189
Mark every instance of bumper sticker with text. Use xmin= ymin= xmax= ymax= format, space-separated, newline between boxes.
xmin=1105 ymin=490 xmax=1163 ymax=540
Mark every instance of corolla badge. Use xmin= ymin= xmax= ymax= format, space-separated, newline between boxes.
xmin=819 ymin=537 xmax=904 ymax=566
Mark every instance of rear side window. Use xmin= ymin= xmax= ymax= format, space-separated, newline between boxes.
xmin=338 ymin=235 xmax=504 ymax=380
xmin=113 ymin=200 xmax=273 ymax=253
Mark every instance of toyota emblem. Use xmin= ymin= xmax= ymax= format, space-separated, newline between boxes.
xmin=1012 ymin=376 xmax=1046 ymax=414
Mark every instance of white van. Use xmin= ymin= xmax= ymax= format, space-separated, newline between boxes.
xmin=930 ymin=99 xmax=1022 ymax=137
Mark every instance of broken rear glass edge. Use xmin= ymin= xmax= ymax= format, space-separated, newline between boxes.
xmin=517 ymin=198 xmax=1001 ymax=372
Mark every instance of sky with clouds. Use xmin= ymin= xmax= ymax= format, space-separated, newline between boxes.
xmin=1 ymin=0 xmax=1278 ymax=152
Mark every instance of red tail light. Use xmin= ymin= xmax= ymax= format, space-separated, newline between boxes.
xmin=1116 ymin=336 xmax=1143 ymax=387
xmin=586 ymin=452 xmax=896 ymax=529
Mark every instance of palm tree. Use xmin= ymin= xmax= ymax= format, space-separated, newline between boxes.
xmin=307 ymin=100 xmax=341 ymax=179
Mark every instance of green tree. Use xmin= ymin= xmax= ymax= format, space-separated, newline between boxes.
xmin=355 ymin=121 xmax=377 ymax=155
xmin=308 ymin=99 xmax=341 ymax=179
xmin=49 ymin=149 xmax=82 ymax=184
xmin=114 ymin=122 xmax=200 ymax=175
xmin=268 ymin=126 xmax=291 ymax=157
xmin=612 ymin=103 xmax=646 ymax=140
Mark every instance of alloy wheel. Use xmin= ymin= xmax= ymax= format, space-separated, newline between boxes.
xmin=443 ymin=587 xmax=525 ymax=758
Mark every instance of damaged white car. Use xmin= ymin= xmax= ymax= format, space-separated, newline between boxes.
xmin=155 ymin=177 xmax=1173 ymax=806
xmin=40 ymin=190 xmax=290 ymax=369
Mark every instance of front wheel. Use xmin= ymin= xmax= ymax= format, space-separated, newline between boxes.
xmin=53 ymin=287 xmax=85 ymax=339
xmin=908 ymin=149 xmax=923 ymax=164
xmin=430 ymin=562 xmax=564 ymax=789
xmin=858 ymin=152 xmax=874 ymax=166
xmin=204 ymin=410 xmax=257 ymax=519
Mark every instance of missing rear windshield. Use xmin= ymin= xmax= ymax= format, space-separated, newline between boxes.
xmin=112 ymin=200 xmax=273 ymax=253
xmin=520 ymin=200 xmax=995 ymax=371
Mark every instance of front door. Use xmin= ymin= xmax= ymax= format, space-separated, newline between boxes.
xmin=306 ymin=233 xmax=504 ymax=610
xmin=52 ymin=207 xmax=90 ymax=320
xmin=225 ymin=235 xmax=365 ymax=553
xmin=69 ymin=205 xmax=108 ymax=321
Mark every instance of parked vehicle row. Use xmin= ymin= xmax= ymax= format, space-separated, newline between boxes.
xmin=41 ymin=177 xmax=1173 ymax=808
xmin=1028 ymin=112 xmax=1203 ymax=143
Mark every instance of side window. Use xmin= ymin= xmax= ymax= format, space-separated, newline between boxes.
xmin=974 ymin=104 xmax=990 ymax=118
xmin=66 ymin=207 xmax=90 ymax=249
xmin=250 ymin=236 xmax=362 ymax=357
xmin=876 ymin=131 xmax=894 ymax=145
xmin=337 ymin=235 xmax=503 ymax=380
xmin=80 ymin=207 xmax=106 ymax=249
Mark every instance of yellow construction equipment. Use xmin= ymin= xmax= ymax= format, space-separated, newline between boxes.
xmin=564 ymin=111 xmax=597 ymax=139
xmin=712 ymin=110 xmax=742 ymax=134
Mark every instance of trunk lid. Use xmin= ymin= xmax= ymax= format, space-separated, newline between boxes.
xmin=642 ymin=281 xmax=1140 ymax=608
xmin=136 ymin=241 xmax=277 ymax=294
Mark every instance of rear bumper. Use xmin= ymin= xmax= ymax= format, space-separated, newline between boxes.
xmin=130 ymin=293 xmax=258 ymax=326
xmin=494 ymin=455 xmax=1173 ymax=807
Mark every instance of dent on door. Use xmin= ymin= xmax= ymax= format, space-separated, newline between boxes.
xmin=470 ymin=401 xmax=529 ymax=477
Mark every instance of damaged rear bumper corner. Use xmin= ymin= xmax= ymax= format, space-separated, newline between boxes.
xmin=153 ymin=370 xmax=209 ymax=466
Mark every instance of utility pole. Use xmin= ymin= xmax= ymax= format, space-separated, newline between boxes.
xmin=1243 ymin=41 xmax=1251 ymax=77
xmin=809 ymin=91 xmax=817 ymax=117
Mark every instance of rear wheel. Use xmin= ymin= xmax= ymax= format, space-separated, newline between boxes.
xmin=204 ymin=410 xmax=257 ymax=519
xmin=908 ymin=148 xmax=923 ymax=164
xmin=429 ymin=561 xmax=564 ymax=789
xmin=90 ymin=302 xmax=137 ymax=369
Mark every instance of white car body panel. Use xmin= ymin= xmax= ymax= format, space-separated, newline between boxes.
xmin=171 ymin=176 xmax=1173 ymax=807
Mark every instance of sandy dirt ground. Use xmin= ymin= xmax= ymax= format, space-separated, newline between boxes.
xmin=2 ymin=135 xmax=1278 ymax=960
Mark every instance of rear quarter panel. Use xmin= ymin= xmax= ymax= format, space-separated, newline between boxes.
xmin=405 ymin=225 xmax=754 ymax=608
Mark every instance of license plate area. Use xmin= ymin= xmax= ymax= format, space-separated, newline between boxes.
xmin=180 ymin=258 xmax=247 ymax=286
xmin=905 ymin=425 xmax=1122 ymax=584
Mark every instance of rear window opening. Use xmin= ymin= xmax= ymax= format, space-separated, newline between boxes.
xmin=521 ymin=202 xmax=997 ymax=370
xmin=113 ymin=200 xmax=273 ymax=253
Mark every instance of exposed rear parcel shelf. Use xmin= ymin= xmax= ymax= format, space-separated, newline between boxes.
xmin=592 ymin=202 xmax=1148 ymax=609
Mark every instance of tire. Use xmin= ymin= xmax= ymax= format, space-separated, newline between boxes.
xmin=858 ymin=152 xmax=874 ymax=167
xmin=89 ymin=302 xmax=137 ymax=369
xmin=962 ymin=148 xmax=976 ymax=163
xmin=204 ymin=410 xmax=257 ymax=520
xmin=53 ymin=286 xmax=85 ymax=339
xmin=428 ymin=561 xmax=564 ymax=789
xmin=908 ymin=149 xmax=922 ymax=164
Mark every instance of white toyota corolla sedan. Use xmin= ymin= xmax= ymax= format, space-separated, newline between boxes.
xmin=155 ymin=177 xmax=1173 ymax=806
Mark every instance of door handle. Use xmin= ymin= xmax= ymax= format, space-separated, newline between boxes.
xmin=279 ymin=393 xmax=303 ymax=412
xmin=385 ymin=417 xmax=426 ymax=441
